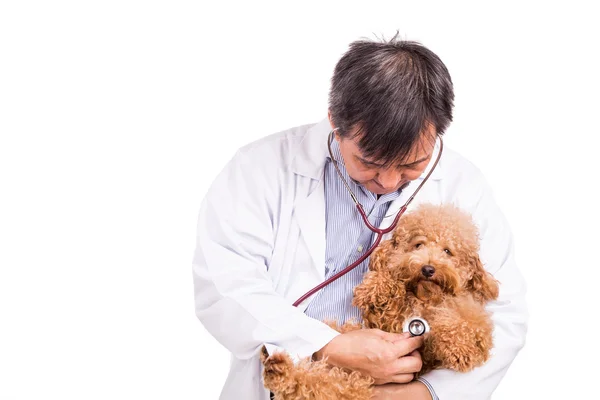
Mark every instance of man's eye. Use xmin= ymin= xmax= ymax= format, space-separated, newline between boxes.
xmin=400 ymin=164 xmax=418 ymax=171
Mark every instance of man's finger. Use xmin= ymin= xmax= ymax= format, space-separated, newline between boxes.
xmin=387 ymin=353 xmax=423 ymax=375
xmin=389 ymin=332 xmax=414 ymax=343
xmin=377 ymin=330 xmax=411 ymax=342
xmin=386 ymin=373 xmax=415 ymax=384
xmin=391 ymin=335 xmax=424 ymax=357
xmin=408 ymin=349 xmax=422 ymax=359
xmin=373 ymin=374 xmax=414 ymax=385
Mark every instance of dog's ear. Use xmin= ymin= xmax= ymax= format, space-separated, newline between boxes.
xmin=466 ymin=253 xmax=499 ymax=302
xmin=369 ymin=222 xmax=411 ymax=271
xmin=369 ymin=240 xmax=394 ymax=271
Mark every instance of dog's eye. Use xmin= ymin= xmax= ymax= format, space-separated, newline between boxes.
xmin=415 ymin=243 xmax=423 ymax=249
xmin=444 ymin=248 xmax=453 ymax=256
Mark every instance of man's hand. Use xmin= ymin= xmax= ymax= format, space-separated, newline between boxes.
xmin=313 ymin=329 xmax=423 ymax=385
xmin=371 ymin=381 xmax=433 ymax=399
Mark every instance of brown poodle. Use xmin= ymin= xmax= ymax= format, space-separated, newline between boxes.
xmin=262 ymin=203 xmax=499 ymax=399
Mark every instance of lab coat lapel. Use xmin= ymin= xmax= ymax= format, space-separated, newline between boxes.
xmin=293 ymin=178 xmax=326 ymax=281
xmin=291 ymin=118 xmax=331 ymax=281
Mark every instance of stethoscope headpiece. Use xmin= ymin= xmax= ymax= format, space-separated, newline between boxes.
xmin=403 ymin=317 xmax=430 ymax=337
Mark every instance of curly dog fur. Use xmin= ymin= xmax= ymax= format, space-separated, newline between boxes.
xmin=262 ymin=203 xmax=499 ymax=399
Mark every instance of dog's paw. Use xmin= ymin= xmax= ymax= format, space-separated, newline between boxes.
xmin=263 ymin=352 xmax=294 ymax=376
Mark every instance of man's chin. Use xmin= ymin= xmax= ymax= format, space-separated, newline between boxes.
xmin=350 ymin=179 xmax=380 ymax=194
xmin=362 ymin=182 xmax=408 ymax=195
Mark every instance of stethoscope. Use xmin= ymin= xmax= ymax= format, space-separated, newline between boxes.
xmin=404 ymin=317 xmax=430 ymax=337
xmin=292 ymin=129 xmax=444 ymax=307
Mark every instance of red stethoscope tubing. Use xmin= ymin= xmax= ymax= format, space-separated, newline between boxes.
xmin=291 ymin=130 xmax=443 ymax=307
xmin=292 ymin=204 xmax=407 ymax=307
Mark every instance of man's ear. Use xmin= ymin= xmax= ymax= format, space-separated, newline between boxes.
xmin=467 ymin=253 xmax=499 ymax=302
xmin=327 ymin=109 xmax=333 ymax=126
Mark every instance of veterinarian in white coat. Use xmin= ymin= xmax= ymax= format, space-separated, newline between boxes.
xmin=193 ymin=38 xmax=528 ymax=400
xmin=192 ymin=118 xmax=528 ymax=399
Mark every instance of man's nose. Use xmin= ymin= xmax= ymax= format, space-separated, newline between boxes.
xmin=375 ymin=169 xmax=403 ymax=190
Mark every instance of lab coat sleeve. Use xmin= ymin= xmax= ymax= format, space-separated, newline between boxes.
xmin=418 ymin=172 xmax=529 ymax=399
xmin=192 ymin=149 xmax=340 ymax=362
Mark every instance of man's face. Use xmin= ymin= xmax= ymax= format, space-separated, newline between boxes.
xmin=333 ymin=123 xmax=437 ymax=196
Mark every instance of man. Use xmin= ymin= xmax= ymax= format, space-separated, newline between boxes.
xmin=192 ymin=35 xmax=528 ymax=399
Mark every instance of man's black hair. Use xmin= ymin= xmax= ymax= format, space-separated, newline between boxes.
xmin=328 ymin=32 xmax=454 ymax=165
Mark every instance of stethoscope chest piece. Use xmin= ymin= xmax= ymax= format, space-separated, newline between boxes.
xmin=403 ymin=317 xmax=430 ymax=337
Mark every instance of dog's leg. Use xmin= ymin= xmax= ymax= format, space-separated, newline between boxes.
xmin=422 ymin=298 xmax=495 ymax=373
xmin=261 ymin=346 xmax=299 ymax=397
xmin=261 ymin=322 xmax=373 ymax=399
xmin=261 ymin=345 xmax=374 ymax=400
xmin=352 ymin=270 xmax=407 ymax=333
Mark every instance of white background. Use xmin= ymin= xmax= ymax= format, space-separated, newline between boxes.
xmin=1 ymin=1 xmax=598 ymax=399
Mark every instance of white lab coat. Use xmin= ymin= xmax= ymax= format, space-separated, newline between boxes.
xmin=192 ymin=118 xmax=528 ymax=400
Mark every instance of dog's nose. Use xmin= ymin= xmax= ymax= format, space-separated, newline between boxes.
xmin=421 ymin=265 xmax=435 ymax=278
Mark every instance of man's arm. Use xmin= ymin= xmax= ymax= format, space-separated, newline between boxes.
xmin=193 ymin=148 xmax=428 ymax=381
xmin=417 ymin=171 xmax=529 ymax=399
xmin=371 ymin=381 xmax=433 ymax=399
xmin=193 ymin=149 xmax=340 ymax=361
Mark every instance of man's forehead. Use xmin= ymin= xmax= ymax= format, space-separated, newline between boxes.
xmin=351 ymin=131 xmax=436 ymax=164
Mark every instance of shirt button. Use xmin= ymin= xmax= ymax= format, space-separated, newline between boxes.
xmin=357 ymin=245 xmax=363 ymax=252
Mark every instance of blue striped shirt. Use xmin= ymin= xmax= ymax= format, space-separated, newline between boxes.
xmin=303 ymin=138 xmax=401 ymax=324
xmin=303 ymin=138 xmax=439 ymax=399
